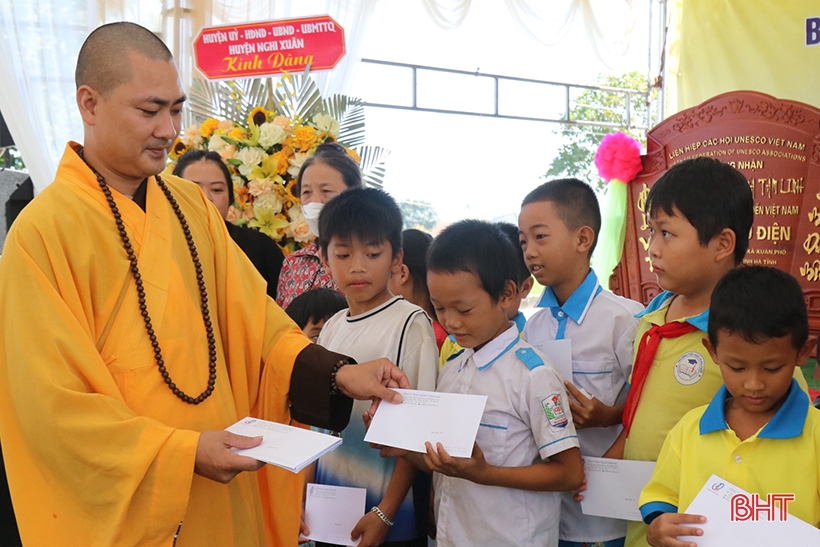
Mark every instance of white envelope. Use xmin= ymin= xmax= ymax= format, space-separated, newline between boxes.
xmin=304 ymin=484 xmax=366 ymax=546
xmin=364 ymin=389 xmax=487 ymax=458
xmin=225 ymin=417 xmax=342 ymax=473
xmin=531 ymin=338 xmax=573 ymax=385
xmin=581 ymin=457 xmax=656 ymax=521
xmin=680 ymin=474 xmax=820 ymax=546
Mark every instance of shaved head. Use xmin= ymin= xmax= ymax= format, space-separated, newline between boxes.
xmin=76 ymin=22 xmax=173 ymax=96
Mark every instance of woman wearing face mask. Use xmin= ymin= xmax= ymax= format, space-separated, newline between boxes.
xmin=173 ymin=150 xmax=285 ymax=300
xmin=276 ymin=142 xmax=363 ymax=309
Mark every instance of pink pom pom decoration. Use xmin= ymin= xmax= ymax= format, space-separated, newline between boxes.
xmin=594 ymin=131 xmax=643 ymax=183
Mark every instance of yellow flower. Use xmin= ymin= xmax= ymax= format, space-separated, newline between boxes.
xmin=346 ymin=147 xmax=361 ymax=164
xmin=285 ymin=179 xmax=299 ymax=202
xmin=169 ymin=138 xmax=189 ymax=160
xmin=227 ymin=127 xmax=245 ymax=141
xmin=248 ymin=106 xmax=269 ymax=127
xmin=200 ymin=118 xmax=219 ymax=138
xmin=235 ymin=186 xmax=251 ymax=209
xmin=269 ymin=150 xmax=290 ymax=176
xmin=293 ymin=125 xmax=318 ymax=152
xmin=248 ymin=208 xmax=290 ymax=240
xmin=283 ymin=135 xmax=298 ymax=150
xmin=280 ymin=143 xmax=295 ymax=158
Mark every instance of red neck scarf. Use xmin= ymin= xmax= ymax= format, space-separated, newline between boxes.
xmin=622 ymin=321 xmax=699 ymax=437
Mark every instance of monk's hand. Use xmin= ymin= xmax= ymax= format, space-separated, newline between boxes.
xmin=646 ymin=512 xmax=705 ymax=547
xmin=422 ymin=442 xmax=488 ymax=484
xmin=335 ymin=358 xmax=409 ymax=412
xmin=564 ymin=381 xmax=619 ymax=429
xmin=194 ymin=430 xmax=266 ymax=484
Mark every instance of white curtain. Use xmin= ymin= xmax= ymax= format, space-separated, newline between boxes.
xmin=201 ymin=0 xmax=378 ymax=97
xmin=0 ymin=2 xmax=90 ymax=192
xmin=421 ymin=0 xmax=636 ymax=66
xmin=0 ymin=0 xmax=162 ymax=192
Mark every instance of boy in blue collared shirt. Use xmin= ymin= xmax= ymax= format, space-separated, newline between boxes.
xmin=520 ymin=178 xmax=644 ymax=547
xmin=379 ymin=220 xmax=584 ymax=547
xmin=639 ymin=267 xmax=819 ymax=547
xmin=438 ymin=222 xmax=533 ymax=366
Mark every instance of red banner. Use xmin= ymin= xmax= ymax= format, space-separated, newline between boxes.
xmin=194 ymin=16 xmax=345 ymax=80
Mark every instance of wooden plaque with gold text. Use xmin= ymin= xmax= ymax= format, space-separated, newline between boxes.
xmin=611 ymin=91 xmax=820 ymax=332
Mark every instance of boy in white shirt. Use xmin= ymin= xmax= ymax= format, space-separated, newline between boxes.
xmin=314 ymin=187 xmax=439 ymax=547
xmin=519 ymin=178 xmax=644 ymax=547
xmin=376 ymin=220 xmax=583 ymax=547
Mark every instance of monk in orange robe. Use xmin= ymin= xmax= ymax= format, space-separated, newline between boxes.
xmin=0 ymin=22 xmax=407 ymax=547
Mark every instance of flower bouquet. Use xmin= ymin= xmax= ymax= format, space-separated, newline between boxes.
xmin=169 ymin=71 xmax=388 ymax=255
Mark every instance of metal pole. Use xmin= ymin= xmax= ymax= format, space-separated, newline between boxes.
xmin=565 ymin=85 xmax=571 ymax=122
xmin=411 ymin=67 xmax=417 ymax=109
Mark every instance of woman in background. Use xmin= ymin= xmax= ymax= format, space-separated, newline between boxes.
xmin=173 ymin=150 xmax=284 ymax=300
xmin=276 ymin=143 xmax=363 ymax=309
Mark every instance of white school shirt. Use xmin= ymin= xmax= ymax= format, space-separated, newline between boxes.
xmin=523 ymin=270 xmax=644 ymax=543
xmin=434 ymin=324 xmax=580 ymax=547
xmin=316 ymin=296 xmax=439 ymax=542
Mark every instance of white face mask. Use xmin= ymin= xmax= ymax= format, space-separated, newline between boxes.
xmin=302 ymin=201 xmax=324 ymax=238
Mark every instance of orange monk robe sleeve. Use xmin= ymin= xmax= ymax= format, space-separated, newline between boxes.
xmin=0 ymin=217 xmax=200 ymax=545
xmin=195 ymin=173 xmax=353 ymax=430
xmin=194 ymin=181 xmax=352 ymax=547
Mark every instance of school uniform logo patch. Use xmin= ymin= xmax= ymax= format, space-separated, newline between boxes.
xmin=541 ymin=393 xmax=568 ymax=429
xmin=674 ymin=352 xmax=705 ymax=385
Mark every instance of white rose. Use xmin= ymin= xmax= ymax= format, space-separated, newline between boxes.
xmin=258 ymin=122 xmax=288 ymax=148
xmin=237 ymin=147 xmax=265 ymax=176
xmin=287 ymin=152 xmax=308 ymax=178
xmin=312 ymin=114 xmax=340 ymax=138
xmin=254 ymin=191 xmax=283 ymax=214
xmin=288 ymin=203 xmax=305 ymax=222
xmin=208 ymin=134 xmax=228 ymax=152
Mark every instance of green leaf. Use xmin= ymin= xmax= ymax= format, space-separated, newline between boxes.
xmin=357 ymin=146 xmax=390 ymax=188
xmin=272 ymin=67 xmax=323 ymax=123
xmin=323 ymin=94 xmax=366 ymax=148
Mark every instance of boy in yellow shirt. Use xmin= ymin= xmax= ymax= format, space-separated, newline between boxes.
xmin=602 ymin=157 xmax=808 ymax=547
xmin=639 ymin=266 xmax=818 ymax=546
